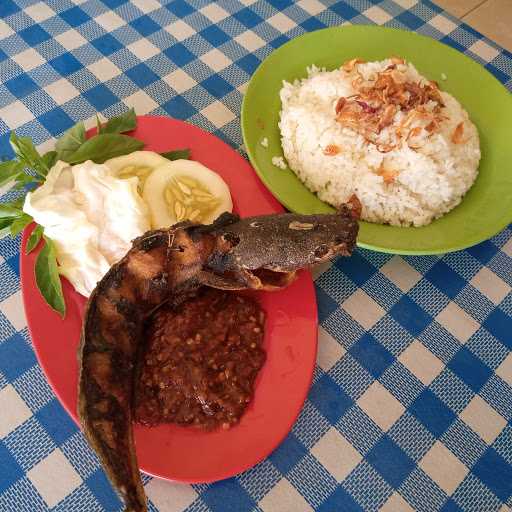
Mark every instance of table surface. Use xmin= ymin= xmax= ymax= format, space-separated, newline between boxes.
xmin=0 ymin=1 xmax=511 ymax=511
xmin=433 ymin=0 xmax=512 ymax=52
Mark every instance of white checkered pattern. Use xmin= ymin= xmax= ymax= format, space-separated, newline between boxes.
xmin=27 ymin=449 xmax=82 ymax=507
xmin=0 ymin=386 xmax=32 ymax=439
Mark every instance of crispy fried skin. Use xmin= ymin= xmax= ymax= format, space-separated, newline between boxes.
xmin=78 ymin=209 xmax=358 ymax=511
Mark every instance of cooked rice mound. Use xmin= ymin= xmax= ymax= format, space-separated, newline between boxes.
xmin=279 ymin=57 xmax=481 ymax=227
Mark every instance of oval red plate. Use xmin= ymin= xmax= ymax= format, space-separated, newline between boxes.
xmin=20 ymin=116 xmax=318 ymax=483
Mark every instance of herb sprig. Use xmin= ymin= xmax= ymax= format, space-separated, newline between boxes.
xmin=0 ymin=109 xmax=190 ymax=317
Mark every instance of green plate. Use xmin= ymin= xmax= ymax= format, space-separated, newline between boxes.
xmin=241 ymin=26 xmax=512 ymax=255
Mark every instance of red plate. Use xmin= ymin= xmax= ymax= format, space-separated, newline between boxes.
xmin=20 ymin=116 xmax=318 ymax=483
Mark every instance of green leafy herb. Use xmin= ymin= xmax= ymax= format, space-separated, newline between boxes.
xmin=0 ymin=160 xmax=24 ymax=187
xmin=26 ymin=224 xmax=44 ymax=254
xmin=55 ymin=122 xmax=86 ymax=162
xmin=7 ymin=197 xmax=24 ymax=209
xmin=100 ymin=108 xmax=137 ymax=135
xmin=14 ymin=172 xmax=39 ymax=190
xmin=0 ymin=202 xmax=23 ymax=219
xmin=160 ymin=149 xmax=191 ymax=161
xmin=1 ymin=110 xmax=190 ymax=318
xmin=35 ymin=236 xmax=65 ymax=317
xmin=0 ymin=218 xmax=12 ymax=236
xmin=96 ymin=114 xmax=102 ymax=135
xmin=42 ymin=151 xmax=58 ymax=170
xmin=0 ymin=198 xmax=30 ymax=235
xmin=9 ymin=213 xmax=32 ymax=237
xmin=67 ymin=133 xmax=145 ymax=164
xmin=10 ymin=133 xmax=49 ymax=177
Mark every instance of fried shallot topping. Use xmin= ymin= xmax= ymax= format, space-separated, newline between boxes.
xmin=335 ymin=57 xmax=446 ymax=152
xmin=346 ymin=194 xmax=362 ymax=219
xmin=377 ymin=163 xmax=399 ymax=184
xmin=390 ymin=56 xmax=405 ymax=66
xmin=451 ymin=122 xmax=465 ymax=144
xmin=342 ymin=58 xmax=366 ymax=72
xmin=323 ymin=144 xmax=341 ymax=156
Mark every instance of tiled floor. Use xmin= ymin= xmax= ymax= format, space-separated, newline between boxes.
xmin=433 ymin=0 xmax=512 ymax=51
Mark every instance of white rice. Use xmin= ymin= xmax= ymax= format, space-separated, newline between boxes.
xmin=278 ymin=59 xmax=481 ymax=226
xmin=261 ymin=137 xmax=269 ymax=148
xmin=272 ymin=156 xmax=287 ymax=170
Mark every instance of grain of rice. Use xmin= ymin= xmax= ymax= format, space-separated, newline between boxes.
xmin=271 ymin=156 xmax=287 ymax=170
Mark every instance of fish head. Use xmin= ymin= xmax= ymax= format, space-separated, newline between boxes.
xmin=211 ymin=206 xmax=359 ymax=275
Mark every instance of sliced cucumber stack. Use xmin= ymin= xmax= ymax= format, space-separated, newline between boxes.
xmin=105 ymin=152 xmax=233 ymax=229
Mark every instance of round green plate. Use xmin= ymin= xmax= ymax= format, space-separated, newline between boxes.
xmin=241 ymin=26 xmax=512 ymax=255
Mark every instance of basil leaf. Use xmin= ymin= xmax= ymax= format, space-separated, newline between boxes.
xmin=35 ymin=236 xmax=65 ymax=317
xmin=26 ymin=224 xmax=44 ymax=254
xmin=0 ymin=160 xmax=24 ymax=187
xmin=0 ymin=203 xmax=23 ymax=219
xmin=101 ymin=108 xmax=137 ymax=134
xmin=0 ymin=217 xmax=13 ymax=236
xmin=42 ymin=151 xmax=57 ymax=170
xmin=9 ymin=197 xmax=25 ymax=209
xmin=67 ymin=133 xmax=145 ymax=164
xmin=55 ymin=122 xmax=86 ymax=162
xmin=9 ymin=213 xmax=32 ymax=237
xmin=15 ymin=172 xmax=39 ymax=185
xmin=96 ymin=114 xmax=103 ymax=135
xmin=14 ymin=173 xmax=39 ymax=190
xmin=10 ymin=133 xmax=48 ymax=177
xmin=160 ymin=149 xmax=191 ymax=161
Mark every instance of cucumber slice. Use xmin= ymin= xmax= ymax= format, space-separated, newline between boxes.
xmin=142 ymin=159 xmax=232 ymax=228
xmin=104 ymin=151 xmax=170 ymax=193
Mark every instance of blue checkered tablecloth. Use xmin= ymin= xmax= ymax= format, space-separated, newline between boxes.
xmin=1 ymin=1 xmax=511 ymax=511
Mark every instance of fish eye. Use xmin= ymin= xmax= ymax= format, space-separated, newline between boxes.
xmin=223 ymin=232 xmax=240 ymax=247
